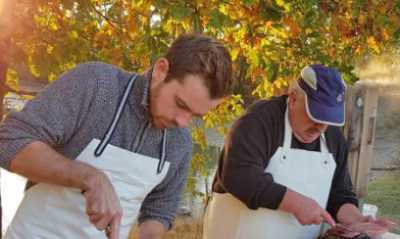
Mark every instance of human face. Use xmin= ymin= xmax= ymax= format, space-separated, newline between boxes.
xmin=149 ymin=58 xmax=225 ymax=129
xmin=288 ymin=90 xmax=328 ymax=144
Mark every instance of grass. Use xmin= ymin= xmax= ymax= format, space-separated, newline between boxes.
xmin=364 ymin=170 xmax=400 ymax=234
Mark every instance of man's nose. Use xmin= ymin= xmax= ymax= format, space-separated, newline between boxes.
xmin=175 ymin=112 xmax=192 ymax=128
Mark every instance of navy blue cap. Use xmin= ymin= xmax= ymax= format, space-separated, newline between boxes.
xmin=298 ymin=64 xmax=346 ymax=126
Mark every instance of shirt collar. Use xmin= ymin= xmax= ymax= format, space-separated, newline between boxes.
xmin=140 ymin=68 xmax=152 ymax=111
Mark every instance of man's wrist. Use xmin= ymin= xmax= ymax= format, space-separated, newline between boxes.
xmin=69 ymin=160 xmax=103 ymax=192
xmin=278 ymin=188 xmax=300 ymax=214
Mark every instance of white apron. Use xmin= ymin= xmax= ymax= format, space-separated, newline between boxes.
xmin=5 ymin=74 xmax=170 ymax=239
xmin=204 ymin=107 xmax=337 ymax=239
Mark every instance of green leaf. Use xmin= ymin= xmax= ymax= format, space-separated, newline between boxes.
xmin=170 ymin=4 xmax=192 ymax=20
xmin=208 ymin=9 xmax=230 ymax=29
xmin=393 ymin=28 xmax=400 ymax=40
xmin=241 ymin=0 xmax=256 ymax=7
xmin=260 ymin=3 xmax=283 ymax=21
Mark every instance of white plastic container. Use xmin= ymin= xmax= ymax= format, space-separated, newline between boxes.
xmin=362 ymin=203 xmax=379 ymax=218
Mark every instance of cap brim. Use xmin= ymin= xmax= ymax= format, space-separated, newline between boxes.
xmin=304 ymin=94 xmax=345 ymax=126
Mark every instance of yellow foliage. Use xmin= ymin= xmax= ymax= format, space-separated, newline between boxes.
xmin=5 ymin=0 xmax=400 ymax=201
xmin=203 ymin=95 xmax=244 ymax=131
xmin=191 ymin=127 xmax=207 ymax=150
xmin=367 ymin=36 xmax=380 ymax=54
xmin=6 ymin=69 xmax=19 ymax=92
xmin=46 ymin=45 xmax=54 ymax=54
xmin=382 ymin=29 xmax=389 ymax=41
xmin=283 ymin=17 xmax=300 ymax=38
xmin=48 ymin=73 xmax=57 ymax=82
xmin=68 ymin=31 xmax=79 ymax=39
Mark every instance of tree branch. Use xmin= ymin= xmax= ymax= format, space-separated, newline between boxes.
xmin=88 ymin=2 xmax=121 ymax=32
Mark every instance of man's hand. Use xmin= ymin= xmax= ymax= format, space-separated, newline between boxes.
xmin=337 ymin=203 xmax=397 ymax=237
xmin=9 ymin=141 xmax=123 ymax=238
xmin=138 ymin=220 xmax=166 ymax=239
xmin=279 ymin=189 xmax=336 ymax=226
xmin=347 ymin=217 xmax=396 ymax=238
xmin=82 ymin=171 xmax=123 ymax=239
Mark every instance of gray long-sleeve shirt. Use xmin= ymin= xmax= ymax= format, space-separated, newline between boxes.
xmin=0 ymin=62 xmax=192 ymax=230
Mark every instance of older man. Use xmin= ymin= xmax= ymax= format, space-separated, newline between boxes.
xmin=203 ymin=64 xmax=394 ymax=239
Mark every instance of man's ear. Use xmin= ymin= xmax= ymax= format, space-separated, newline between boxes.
xmin=152 ymin=58 xmax=169 ymax=85
xmin=288 ymin=90 xmax=297 ymax=108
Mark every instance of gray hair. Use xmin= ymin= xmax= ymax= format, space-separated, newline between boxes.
xmin=288 ymin=80 xmax=304 ymax=97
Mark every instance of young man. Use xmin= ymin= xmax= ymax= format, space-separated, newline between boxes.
xmin=203 ymin=65 xmax=394 ymax=239
xmin=0 ymin=34 xmax=233 ymax=239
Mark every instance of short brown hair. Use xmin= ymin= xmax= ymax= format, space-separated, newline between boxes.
xmin=164 ymin=34 xmax=233 ymax=99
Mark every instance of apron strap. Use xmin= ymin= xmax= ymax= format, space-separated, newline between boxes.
xmin=94 ymin=74 xmax=138 ymax=157
xmin=157 ymin=129 xmax=167 ymax=174
xmin=93 ymin=74 xmax=168 ymax=174
xmin=283 ymin=106 xmax=293 ymax=150
xmin=319 ymin=134 xmax=330 ymax=155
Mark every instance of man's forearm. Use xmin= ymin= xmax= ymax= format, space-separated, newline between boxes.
xmin=337 ymin=203 xmax=366 ymax=224
xmin=139 ymin=220 xmax=166 ymax=239
xmin=9 ymin=141 xmax=99 ymax=191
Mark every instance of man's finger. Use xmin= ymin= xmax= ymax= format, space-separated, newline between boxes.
xmin=349 ymin=222 xmax=390 ymax=237
xmin=88 ymin=213 xmax=102 ymax=224
xmin=321 ymin=210 xmax=336 ymax=227
xmin=313 ymin=216 xmax=323 ymax=225
xmin=86 ymin=201 xmax=100 ymax=215
xmin=95 ymin=215 xmax=112 ymax=231
xmin=374 ymin=218 xmax=397 ymax=228
xmin=107 ymin=216 xmax=121 ymax=239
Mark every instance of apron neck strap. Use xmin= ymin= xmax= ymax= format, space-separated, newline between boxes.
xmin=157 ymin=129 xmax=167 ymax=174
xmin=283 ymin=105 xmax=293 ymax=149
xmin=93 ymin=74 xmax=169 ymax=174
xmin=94 ymin=74 xmax=138 ymax=157
xmin=319 ymin=134 xmax=329 ymax=155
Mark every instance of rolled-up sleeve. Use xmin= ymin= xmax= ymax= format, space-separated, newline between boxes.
xmin=138 ymin=137 xmax=192 ymax=230
xmin=0 ymin=62 xmax=98 ymax=170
